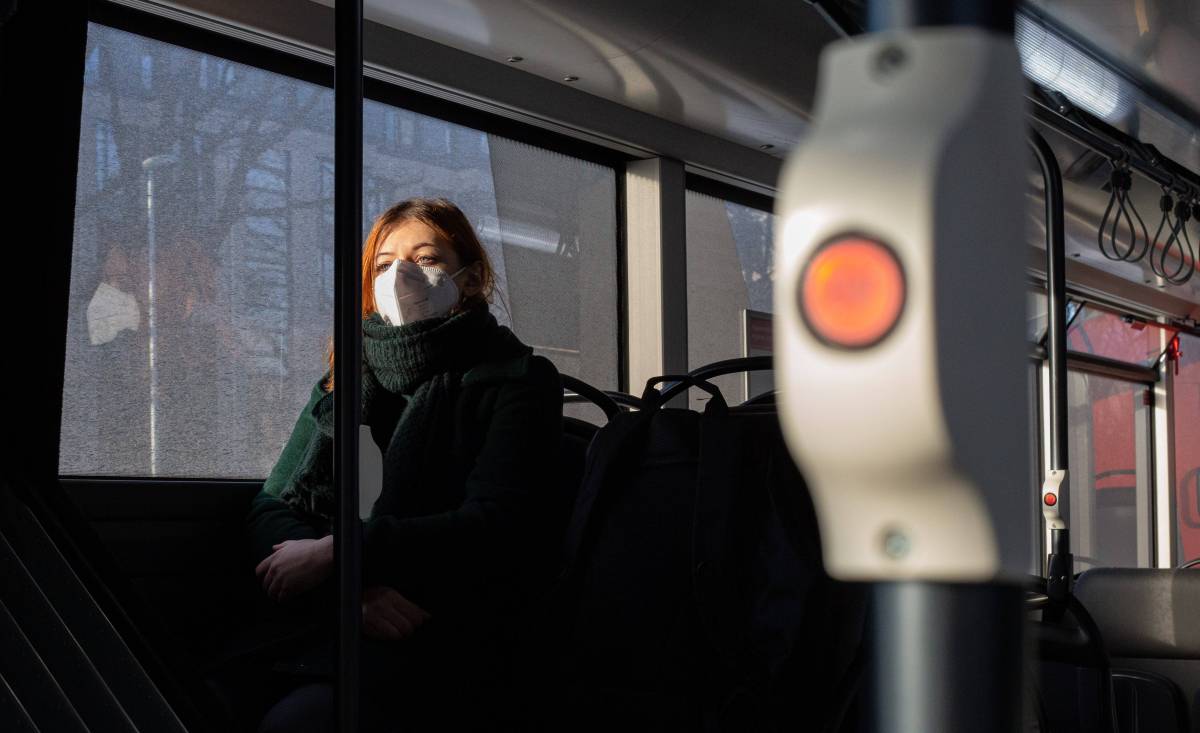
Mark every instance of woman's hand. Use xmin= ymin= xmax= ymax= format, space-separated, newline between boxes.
xmin=255 ymin=535 xmax=334 ymax=602
xmin=362 ymin=586 xmax=431 ymax=641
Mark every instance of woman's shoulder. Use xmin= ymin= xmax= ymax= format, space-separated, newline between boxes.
xmin=295 ymin=373 xmax=333 ymax=424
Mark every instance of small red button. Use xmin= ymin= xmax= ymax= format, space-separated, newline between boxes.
xmin=1044 ymin=493 xmax=1058 ymax=507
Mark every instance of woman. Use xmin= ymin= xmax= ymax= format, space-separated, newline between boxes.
xmin=243 ymin=197 xmax=564 ymax=732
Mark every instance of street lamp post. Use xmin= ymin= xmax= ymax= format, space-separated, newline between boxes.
xmin=142 ymin=153 xmax=176 ymax=476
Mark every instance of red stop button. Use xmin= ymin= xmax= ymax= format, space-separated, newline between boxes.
xmin=1043 ymin=493 xmax=1058 ymax=507
xmin=800 ymin=236 xmax=905 ymax=349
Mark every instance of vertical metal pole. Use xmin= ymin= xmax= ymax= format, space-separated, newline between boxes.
xmin=1029 ymin=130 xmax=1073 ymax=596
xmin=334 ymin=0 xmax=363 ymax=730
xmin=1029 ymin=132 xmax=1068 ymax=480
xmin=873 ymin=583 xmax=1024 ymax=732
xmin=142 ymin=154 xmax=175 ymax=476
xmin=860 ymin=2 xmax=1024 ymax=731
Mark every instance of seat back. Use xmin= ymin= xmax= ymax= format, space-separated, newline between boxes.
xmin=1112 ymin=670 xmax=1187 ymax=733
xmin=1029 ymin=585 xmax=1118 ymax=733
xmin=1072 ymin=568 xmax=1200 ymax=733
xmin=1074 ymin=569 xmax=1200 ymax=660
xmin=549 ymin=368 xmax=867 ymax=732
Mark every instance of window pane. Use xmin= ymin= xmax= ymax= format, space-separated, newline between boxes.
xmin=361 ymin=102 xmax=619 ymax=397
xmin=685 ymin=191 xmax=776 ymax=408
xmin=62 ymin=23 xmax=336 ymax=479
xmin=1066 ymin=371 xmax=1153 ymax=570
xmin=1027 ymin=291 xmax=1048 ymax=343
xmin=61 ymin=24 xmax=618 ymax=477
xmin=1173 ymin=333 xmax=1200 ymax=564
xmin=1066 ymin=304 xmax=1176 ymax=366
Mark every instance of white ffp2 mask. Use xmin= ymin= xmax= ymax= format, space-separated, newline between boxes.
xmin=373 ymin=260 xmax=465 ymax=326
xmin=86 ymin=281 xmax=141 ymax=346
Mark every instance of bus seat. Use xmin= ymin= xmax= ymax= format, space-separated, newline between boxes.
xmin=1073 ymin=568 xmax=1199 ymax=733
xmin=543 ymin=366 xmax=867 ymax=732
xmin=1112 ymin=669 xmax=1187 ymax=733
xmin=559 ymin=416 xmax=597 ymax=512
xmin=1074 ymin=569 xmax=1200 ymax=659
xmin=557 ymin=376 xmax=622 ymax=538
xmin=1028 ymin=578 xmax=1118 ymax=733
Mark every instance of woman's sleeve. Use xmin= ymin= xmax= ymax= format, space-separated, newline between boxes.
xmin=246 ymin=377 xmax=330 ymax=566
xmin=361 ymin=356 xmax=563 ymax=612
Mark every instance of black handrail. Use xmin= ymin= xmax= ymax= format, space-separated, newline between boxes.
xmin=1029 ymin=89 xmax=1200 ymax=200
xmin=333 ymin=0 xmax=363 ymax=730
xmin=740 ymin=390 xmax=777 ymax=407
xmin=1031 ymin=129 xmax=1075 ymax=603
xmin=654 ymin=356 xmax=773 ymax=404
xmin=1030 ymin=130 xmax=1068 ymax=477
xmin=642 ymin=374 xmax=727 ymax=411
xmin=605 ymin=391 xmax=646 ymax=412
xmin=560 ymin=375 xmax=620 ymax=420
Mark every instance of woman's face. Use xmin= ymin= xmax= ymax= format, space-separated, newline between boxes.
xmin=373 ymin=219 xmax=481 ymax=299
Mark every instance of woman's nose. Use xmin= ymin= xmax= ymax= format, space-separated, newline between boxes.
xmin=395 ymin=262 xmax=428 ymax=282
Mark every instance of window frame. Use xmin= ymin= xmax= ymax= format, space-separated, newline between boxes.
xmin=685 ymin=172 xmax=774 ymax=215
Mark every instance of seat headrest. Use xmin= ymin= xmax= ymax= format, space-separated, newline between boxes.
xmin=1074 ymin=568 xmax=1200 ymax=659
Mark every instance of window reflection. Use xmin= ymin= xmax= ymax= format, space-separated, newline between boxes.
xmin=62 ymin=23 xmax=618 ymax=476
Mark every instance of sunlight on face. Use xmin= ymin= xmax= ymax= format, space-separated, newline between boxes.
xmin=374 ymin=219 xmax=462 ymax=276
xmin=373 ymin=218 xmax=483 ymax=304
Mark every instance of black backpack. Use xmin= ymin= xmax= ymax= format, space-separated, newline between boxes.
xmin=539 ymin=363 xmax=869 ymax=732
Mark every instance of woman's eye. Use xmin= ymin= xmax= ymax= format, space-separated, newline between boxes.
xmin=417 ymin=256 xmax=438 ymax=265
xmin=375 ymin=262 xmax=391 ymax=273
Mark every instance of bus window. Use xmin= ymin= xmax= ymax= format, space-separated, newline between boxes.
xmin=359 ymin=116 xmax=621 ymax=420
xmin=1173 ymin=332 xmax=1200 ymax=564
xmin=61 ymin=23 xmax=334 ymax=479
xmin=1067 ymin=370 xmax=1154 ymax=569
xmin=1028 ymin=291 xmax=1048 ymax=343
xmin=1066 ymin=304 xmax=1177 ymax=367
xmin=685 ymin=189 xmax=776 ymax=408
xmin=60 ymin=23 xmax=622 ymax=479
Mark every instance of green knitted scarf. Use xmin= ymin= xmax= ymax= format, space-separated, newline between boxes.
xmin=277 ymin=306 xmax=530 ymax=520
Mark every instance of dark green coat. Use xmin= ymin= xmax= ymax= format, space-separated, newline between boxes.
xmin=246 ymin=353 xmax=563 ymax=619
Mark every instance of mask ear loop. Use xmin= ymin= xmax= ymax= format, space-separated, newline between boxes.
xmin=443 ymin=264 xmax=478 ymax=316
